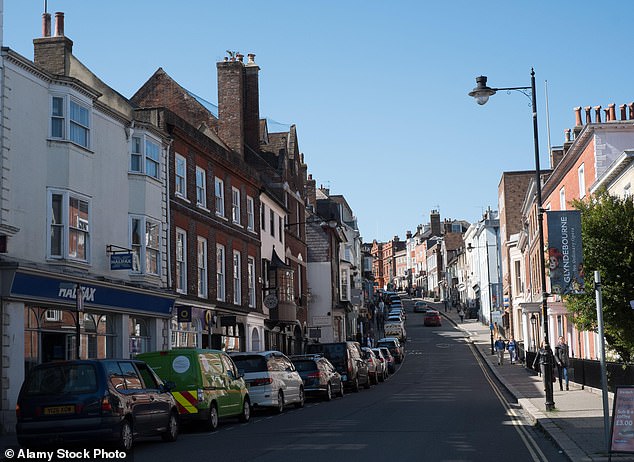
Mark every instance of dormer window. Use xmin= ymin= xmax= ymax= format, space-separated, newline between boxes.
xmin=130 ymin=133 xmax=161 ymax=179
xmin=50 ymin=95 xmax=91 ymax=149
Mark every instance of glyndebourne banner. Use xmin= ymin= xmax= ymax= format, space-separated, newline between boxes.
xmin=546 ymin=210 xmax=584 ymax=294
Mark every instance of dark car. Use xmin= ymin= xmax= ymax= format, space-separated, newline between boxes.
xmin=377 ymin=347 xmax=396 ymax=374
xmin=16 ymin=359 xmax=179 ymax=451
xmin=290 ymin=355 xmax=344 ymax=401
xmin=376 ymin=337 xmax=404 ymax=364
xmin=413 ymin=301 xmax=431 ymax=313
xmin=305 ymin=342 xmax=370 ymax=392
xmin=424 ymin=310 xmax=442 ymax=327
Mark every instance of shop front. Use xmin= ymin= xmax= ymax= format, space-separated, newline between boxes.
xmin=0 ymin=265 xmax=176 ymax=434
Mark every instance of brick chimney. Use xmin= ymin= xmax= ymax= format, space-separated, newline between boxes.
xmin=244 ymin=54 xmax=260 ymax=154
xmin=33 ymin=12 xmax=73 ymax=76
xmin=217 ymin=57 xmax=245 ymax=158
xmin=306 ymin=174 xmax=317 ymax=211
xmin=430 ymin=210 xmax=441 ymax=237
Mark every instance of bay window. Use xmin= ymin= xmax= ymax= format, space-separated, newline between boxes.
xmin=130 ymin=216 xmax=161 ymax=275
xmin=48 ymin=189 xmax=91 ymax=262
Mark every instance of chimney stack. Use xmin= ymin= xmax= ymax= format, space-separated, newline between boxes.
xmin=217 ymin=56 xmax=245 ymax=158
xmin=33 ymin=11 xmax=73 ymax=76
xmin=244 ymin=53 xmax=260 ymax=154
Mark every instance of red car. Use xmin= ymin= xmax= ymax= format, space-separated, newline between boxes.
xmin=424 ymin=310 xmax=442 ymax=327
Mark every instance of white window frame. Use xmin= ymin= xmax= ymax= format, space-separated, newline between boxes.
xmin=215 ymin=177 xmax=225 ymax=217
xmin=559 ymin=187 xmax=566 ymax=211
xmin=50 ymin=94 xmax=91 ymax=149
xmin=197 ymin=236 xmax=208 ymax=297
xmin=47 ymin=189 xmax=91 ymax=263
xmin=196 ymin=166 xmax=207 ymax=208
xmin=130 ymin=132 xmax=161 ymax=179
xmin=247 ymin=196 xmax=255 ymax=231
xmin=341 ymin=269 xmax=350 ymax=301
xmin=175 ymin=154 xmax=187 ymax=198
xmin=233 ymin=251 xmax=242 ymax=305
xmin=176 ymin=228 xmax=187 ymax=294
xmin=578 ymin=164 xmax=586 ymax=199
xmin=248 ymin=257 xmax=256 ymax=308
xmin=45 ymin=309 xmax=62 ymax=322
xmin=217 ymin=244 xmax=226 ymax=302
xmin=130 ymin=216 xmax=161 ymax=276
xmin=232 ymin=187 xmax=241 ymax=224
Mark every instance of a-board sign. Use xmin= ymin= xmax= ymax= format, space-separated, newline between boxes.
xmin=610 ymin=386 xmax=634 ymax=453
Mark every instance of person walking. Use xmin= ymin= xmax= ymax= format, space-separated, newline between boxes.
xmin=494 ymin=336 xmax=506 ymax=365
xmin=507 ymin=336 xmax=518 ymax=364
xmin=458 ymin=307 xmax=465 ymax=323
xmin=555 ymin=336 xmax=570 ymax=391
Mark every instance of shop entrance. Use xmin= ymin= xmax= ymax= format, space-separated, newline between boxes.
xmin=41 ymin=332 xmax=71 ymax=363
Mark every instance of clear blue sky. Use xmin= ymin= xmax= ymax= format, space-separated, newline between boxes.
xmin=4 ymin=1 xmax=633 ymax=242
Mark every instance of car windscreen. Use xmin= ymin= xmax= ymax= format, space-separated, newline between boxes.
xmin=306 ymin=344 xmax=347 ymax=368
xmin=24 ymin=364 xmax=98 ymax=396
xmin=231 ymin=355 xmax=268 ymax=373
xmin=292 ymin=360 xmax=318 ymax=372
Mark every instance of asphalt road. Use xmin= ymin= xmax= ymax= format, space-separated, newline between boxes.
xmin=131 ymin=298 xmax=568 ymax=462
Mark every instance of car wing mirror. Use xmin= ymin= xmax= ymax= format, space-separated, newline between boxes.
xmin=162 ymin=381 xmax=176 ymax=392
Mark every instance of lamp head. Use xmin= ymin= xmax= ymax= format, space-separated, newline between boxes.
xmin=468 ymin=75 xmax=497 ymax=105
xmin=467 ymin=243 xmax=474 ymax=253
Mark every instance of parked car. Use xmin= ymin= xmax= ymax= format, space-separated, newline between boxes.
xmin=413 ymin=301 xmax=431 ymax=313
xmin=305 ymin=341 xmax=370 ymax=392
xmin=137 ymin=349 xmax=250 ymax=431
xmin=290 ymin=355 xmax=343 ymax=401
xmin=361 ymin=347 xmax=381 ymax=385
xmin=370 ymin=348 xmax=388 ymax=382
xmin=378 ymin=347 xmax=396 ymax=373
xmin=424 ymin=310 xmax=442 ymax=327
xmin=16 ymin=359 xmax=179 ymax=451
xmin=377 ymin=337 xmax=404 ymax=363
xmin=229 ymin=351 xmax=304 ymax=413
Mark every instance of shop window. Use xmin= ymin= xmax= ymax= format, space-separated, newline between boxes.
xmin=129 ymin=318 xmax=149 ymax=357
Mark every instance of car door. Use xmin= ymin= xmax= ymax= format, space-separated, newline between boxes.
xmin=277 ymin=354 xmax=299 ymax=402
xmin=117 ymin=361 xmax=153 ymax=434
xmin=135 ymin=361 xmax=172 ymax=433
xmin=219 ymin=353 xmax=242 ymax=416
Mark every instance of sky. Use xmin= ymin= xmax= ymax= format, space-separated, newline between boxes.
xmin=3 ymin=1 xmax=634 ymax=242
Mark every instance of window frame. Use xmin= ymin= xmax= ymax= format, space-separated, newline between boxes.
xmin=233 ymin=250 xmax=242 ymax=305
xmin=50 ymin=94 xmax=91 ymax=149
xmin=196 ymin=166 xmax=207 ymax=208
xmin=176 ymin=228 xmax=187 ymax=294
xmin=129 ymin=215 xmax=161 ymax=276
xmin=47 ymin=188 xmax=91 ymax=263
xmin=197 ymin=236 xmax=208 ymax=298
xmin=175 ymin=154 xmax=187 ymax=198
xmin=246 ymin=196 xmax=255 ymax=231
xmin=577 ymin=163 xmax=586 ymax=199
xmin=248 ymin=257 xmax=256 ymax=308
xmin=232 ymin=187 xmax=241 ymax=224
xmin=215 ymin=177 xmax=225 ymax=217
xmin=130 ymin=132 xmax=161 ymax=180
xmin=217 ymin=244 xmax=226 ymax=302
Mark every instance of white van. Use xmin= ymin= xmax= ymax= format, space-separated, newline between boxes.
xmin=384 ymin=321 xmax=406 ymax=342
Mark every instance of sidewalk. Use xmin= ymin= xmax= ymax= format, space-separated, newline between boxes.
xmin=431 ymin=300 xmax=634 ymax=462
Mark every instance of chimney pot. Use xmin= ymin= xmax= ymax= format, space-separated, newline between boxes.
xmin=594 ymin=106 xmax=602 ymax=123
xmin=54 ymin=12 xmax=64 ymax=37
xmin=236 ymin=53 xmax=244 ymax=63
xmin=574 ymin=107 xmax=582 ymax=126
xmin=584 ymin=106 xmax=592 ymax=124
xmin=629 ymin=103 xmax=634 ymax=120
xmin=608 ymin=103 xmax=616 ymax=121
xmin=564 ymin=128 xmax=571 ymax=143
xmin=604 ymin=107 xmax=610 ymax=122
xmin=620 ymin=104 xmax=627 ymax=120
xmin=42 ymin=12 xmax=52 ymax=37
xmin=247 ymin=53 xmax=256 ymax=64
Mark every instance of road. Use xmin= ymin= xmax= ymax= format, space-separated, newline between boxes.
xmin=131 ymin=297 xmax=568 ymax=462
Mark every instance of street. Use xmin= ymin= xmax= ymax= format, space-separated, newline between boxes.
xmin=129 ymin=298 xmax=567 ymax=462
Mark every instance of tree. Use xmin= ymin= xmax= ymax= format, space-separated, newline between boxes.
xmin=566 ymin=189 xmax=634 ymax=362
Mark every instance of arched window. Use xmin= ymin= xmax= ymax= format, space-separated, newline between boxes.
xmin=251 ymin=327 xmax=260 ymax=351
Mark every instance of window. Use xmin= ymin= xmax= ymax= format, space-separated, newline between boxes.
xmin=261 ymin=204 xmax=266 ymax=232
xmin=45 ymin=310 xmax=61 ymax=322
xmin=578 ymin=164 xmax=586 ymax=199
xmin=215 ymin=177 xmax=225 ymax=216
xmin=50 ymin=95 xmax=91 ymax=149
xmin=341 ymin=269 xmax=349 ymax=300
xmin=217 ymin=245 xmax=226 ymax=302
xmin=233 ymin=251 xmax=242 ymax=305
xmin=514 ymin=260 xmax=523 ymax=294
xmin=130 ymin=216 xmax=160 ymax=275
xmin=248 ymin=257 xmax=256 ymax=308
xmin=197 ymin=237 xmax=207 ymax=297
xmin=232 ymin=187 xmax=241 ymax=224
xmin=175 ymin=154 xmax=186 ymax=197
xmin=270 ymin=210 xmax=275 ymax=238
xmin=247 ymin=196 xmax=255 ymax=231
xmin=559 ymin=187 xmax=566 ymax=210
xmin=176 ymin=229 xmax=187 ymax=294
xmin=279 ymin=217 xmax=283 ymax=242
xmin=130 ymin=134 xmax=161 ymax=179
xmin=48 ymin=190 xmax=90 ymax=262
xmin=278 ymin=268 xmax=294 ymax=303
xmin=196 ymin=167 xmax=207 ymax=208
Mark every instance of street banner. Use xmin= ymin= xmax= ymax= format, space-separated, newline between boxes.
xmin=610 ymin=386 xmax=634 ymax=454
xmin=546 ymin=210 xmax=584 ymax=294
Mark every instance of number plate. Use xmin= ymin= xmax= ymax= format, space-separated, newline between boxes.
xmin=43 ymin=405 xmax=75 ymax=415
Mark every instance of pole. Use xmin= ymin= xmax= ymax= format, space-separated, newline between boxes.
xmin=75 ymin=283 xmax=83 ymax=360
xmin=595 ymin=271 xmax=611 ymax=453
xmin=531 ymin=68 xmax=555 ymax=411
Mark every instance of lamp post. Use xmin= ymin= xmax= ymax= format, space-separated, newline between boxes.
xmin=469 ymin=69 xmax=555 ymax=411
xmin=530 ymin=313 xmax=538 ymax=351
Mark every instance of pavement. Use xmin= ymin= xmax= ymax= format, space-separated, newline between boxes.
xmin=430 ymin=299 xmax=634 ymax=462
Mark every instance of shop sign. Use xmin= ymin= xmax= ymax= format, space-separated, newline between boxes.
xmin=110 ymin=253 xmax=134 ymax=270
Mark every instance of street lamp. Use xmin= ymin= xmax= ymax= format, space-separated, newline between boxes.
xmin=530 ymin=313 xmax=538 ymax=351
xmin=469 ymin=68 xmax=555 ymax=411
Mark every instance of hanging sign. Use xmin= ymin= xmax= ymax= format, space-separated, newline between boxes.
xmin=546 ymin=210 xmax=584 ymax=295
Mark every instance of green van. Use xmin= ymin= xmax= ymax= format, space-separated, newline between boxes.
xmin=137 ymin=349 xmax=250 ymax=431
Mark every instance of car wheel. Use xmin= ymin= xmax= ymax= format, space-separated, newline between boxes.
xmin=118 ymin=419 xmax=133 ymax=452
xmin=206 ymin=404 xmax=219 ymax=431
xmin=339 ymin=381 xmax=345 ymax=397
xmin=325 ymin=383 xmax=332 ymax=401
xmin=239 ymin=398 xmax=251 ymax=423
xmin=161 ymin=411 xmax=179 ymax=442
xmin=276 ymin=391 xmax=284 ymax=414
xmin=295 ymin=387 xmax=305 ymax=408
xmin=352 ymin=377 xmax=360 ymax=393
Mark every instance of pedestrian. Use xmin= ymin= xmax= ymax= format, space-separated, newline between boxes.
xmin=507 ymin=336 xmax=518 ymax=364
xmin=494 ymin=336 xmax=506 ymax=365
xmin=458 ymin=307 xmax=465 ymax=323
xmin=555 ymin=336 xmax=570 ymax=391
xmin=443 ymin=299 xmax=448 ymax=313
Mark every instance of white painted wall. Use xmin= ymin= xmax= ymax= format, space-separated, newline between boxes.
xmin=307 ymin=261 xmax=334 ymax=342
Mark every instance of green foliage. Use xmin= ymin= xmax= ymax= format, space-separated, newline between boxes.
xmin=566 ymin=189 xmax=634 ymax=362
